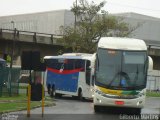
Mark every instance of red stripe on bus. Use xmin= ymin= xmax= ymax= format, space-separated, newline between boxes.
xmin=47 ymin=67 xmax=83 ymax=74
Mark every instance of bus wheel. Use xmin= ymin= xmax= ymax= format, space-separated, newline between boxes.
xmin=47 ymin=85 xmax=51 ymax=95
xmin=78 ymin=89 xmax=84 ymax=101
xmin=50 ymin=86 xmax=56 ymax=98
xmin=133 ymin=108 xmax=141 ymax=115
xmin=94 ymin=105 xmax=101 ymax=113
xmin=56 ymin=93 xmax=62 ymax=98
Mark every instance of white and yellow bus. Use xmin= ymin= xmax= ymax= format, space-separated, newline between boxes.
xmin=93 ymin=37 xmax=148 ymax=114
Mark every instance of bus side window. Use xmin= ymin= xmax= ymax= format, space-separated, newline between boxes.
xmin=75 ymin=60 xmax=85 ymax=71
xmin=86 ymin=60 xmax=91 ymax=85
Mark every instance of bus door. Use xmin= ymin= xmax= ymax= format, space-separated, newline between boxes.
xmin=85 ymin=60 xmax=91 ymax=86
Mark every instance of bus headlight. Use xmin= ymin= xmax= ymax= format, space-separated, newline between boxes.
xmin=136 ymin=90 xmax=145 ymax=97
xmin=95 ymin=89 xmax=105 ymax=96
xmin=90 ymin=88 xmax=93 ymax=92
xmin=137 ymin=101 xmax=143 ymax=106
xmin=138 ymin=93 xmax=145 ymax=97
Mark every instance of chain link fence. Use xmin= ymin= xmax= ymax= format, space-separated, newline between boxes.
xmin=147 ymin=75 xmax=160 ymax=97
xmin=147 ymin=75 xmax=160 ymax=91
xmin=0 ymin=67 xmax=21 ymax=96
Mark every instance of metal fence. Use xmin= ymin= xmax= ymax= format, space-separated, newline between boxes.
xmin=147 ymin=75 xmax=160 ymax=91
xmin=0 ymin=67 xmax=21 ymax=96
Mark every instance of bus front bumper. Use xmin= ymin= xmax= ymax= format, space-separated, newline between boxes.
xmin=93 ymin=93 xmax=145 ymax=108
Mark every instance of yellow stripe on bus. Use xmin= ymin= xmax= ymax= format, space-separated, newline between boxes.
xmin=97 ymin=86 xmax=123 ymax=96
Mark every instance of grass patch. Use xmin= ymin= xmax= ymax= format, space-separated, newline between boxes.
xmin=0 ymin=94 xmax=27 ymax=101
xmin=146 ymin=91 xmax=160 ymax=97
xmin=0 ymin=102 xmax=41 ymax=113
xmin=0 ymin=94 xmax=55 ymax=113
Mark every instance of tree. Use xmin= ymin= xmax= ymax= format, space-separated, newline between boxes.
xmin=60 ymin=0 xmax=135 ymax=53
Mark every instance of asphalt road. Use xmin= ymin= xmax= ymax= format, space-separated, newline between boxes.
xmin=8 ymin=96 xmax=160 ymax=120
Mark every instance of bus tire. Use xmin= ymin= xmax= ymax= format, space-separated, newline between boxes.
xmin=50 ymin=86 xmax=56 ymax=98
xmin=56 ymin=93 xmax=62 ymax=98
xmin=78 ymin=89 xmax=84 ymax=101
xmin=47 ymin=84 xmax=51 ymax=95
xmin=94 ymin=105 xmax=101 ymax=113
xmin=134 ymin=108 xmax=141 ymax=115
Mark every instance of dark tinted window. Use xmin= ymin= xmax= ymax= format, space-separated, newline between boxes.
xmin=86 ymin=60 xmax=91 ymax=85
xmin=45 ymin=59 xmax=85 ymax=70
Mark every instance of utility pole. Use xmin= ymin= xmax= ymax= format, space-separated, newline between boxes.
xmin=74 ymin=0 xmax=78 ymax=30
xmin=10 ymin=21 xmax=16 ymax=68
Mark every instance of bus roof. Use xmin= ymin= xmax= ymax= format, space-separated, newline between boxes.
xmin=44 ymin=55 xmax=92 ymax=60
xmin=98 ymin=37 xmax=147 ymax=50
xmin=62 ymin=53 xmax=93 ymax=57
xmin=62 ymin=53 xmax=95 ymax=61
xmin=44 ymin=53 xmax=96 ymax=61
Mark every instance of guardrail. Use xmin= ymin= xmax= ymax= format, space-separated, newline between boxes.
xmin=0 ymin=28 xmax=63 ymax=46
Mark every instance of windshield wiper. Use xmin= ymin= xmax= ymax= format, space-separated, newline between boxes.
xmin=108 ymin=72 xmax=119 ymax=87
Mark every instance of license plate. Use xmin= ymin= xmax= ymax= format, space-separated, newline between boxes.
xmin=115 ymin=101 xmax=124 ymax=105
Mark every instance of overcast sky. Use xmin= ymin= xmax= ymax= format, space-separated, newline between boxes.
xmin=0 ymin=0 xmax=160 ymax=18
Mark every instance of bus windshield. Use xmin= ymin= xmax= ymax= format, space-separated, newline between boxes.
xmin=96 ymin=48 xmax=147 ymax=90
xmin=45 ymin=59 xmax=85 ymax=71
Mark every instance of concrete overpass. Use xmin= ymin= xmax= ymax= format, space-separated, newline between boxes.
xmin=0 ymin=28 xmax=68 ymax=65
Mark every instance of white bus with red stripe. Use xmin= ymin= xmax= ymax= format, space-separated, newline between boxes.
xmin=44 ymin=53 xmax=95 ymax=100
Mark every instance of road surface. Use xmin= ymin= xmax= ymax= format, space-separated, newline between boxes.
xmin=6 ymin=96 xmax=160 ymax=120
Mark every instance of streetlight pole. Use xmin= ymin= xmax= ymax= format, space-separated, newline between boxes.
xmin=74 ymin=0 xmax=77 ymax=30
xmin=10 ymin=21 xmax=16 ymax=68
xmin=11 ymin=21 xmax=15 ymax=30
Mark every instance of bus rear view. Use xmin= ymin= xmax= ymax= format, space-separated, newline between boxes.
xmin=94 ymin=37 xmax=148 ymax=114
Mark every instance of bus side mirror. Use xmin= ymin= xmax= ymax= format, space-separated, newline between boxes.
xmin=148 ymin=56 xmax=153 ymax=71
xmin=87 ymin=66 xmax=91 ymax=70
